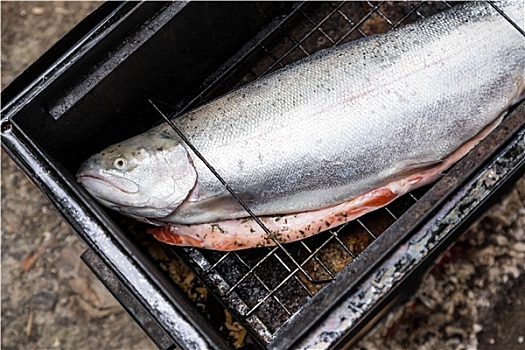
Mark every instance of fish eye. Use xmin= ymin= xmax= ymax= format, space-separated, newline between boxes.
xmin=113 ymin=157 xmax=128 ymax=170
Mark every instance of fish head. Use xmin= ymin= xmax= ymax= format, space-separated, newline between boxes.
xmin=76 ymin=130 xmax=197 ymax=222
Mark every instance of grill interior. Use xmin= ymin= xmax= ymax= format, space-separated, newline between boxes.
xmin=146 ymin=1 xmax=459 ymax=345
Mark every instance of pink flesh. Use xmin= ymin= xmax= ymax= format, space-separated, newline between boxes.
xmin=148 ymin=116 xmax=501 ymax=251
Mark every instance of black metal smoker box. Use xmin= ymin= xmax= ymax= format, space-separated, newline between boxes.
xmin=2 ymin=1 xmax=524 ymax=349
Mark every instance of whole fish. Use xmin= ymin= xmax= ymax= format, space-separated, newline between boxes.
xmin=77 ymin=1 xmax=524 ymax=251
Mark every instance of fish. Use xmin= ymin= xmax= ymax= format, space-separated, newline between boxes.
xmin=77 ymin=0 xmax=524 ymax=251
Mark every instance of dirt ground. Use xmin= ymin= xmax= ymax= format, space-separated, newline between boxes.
xmin=1 ymin=2 xmax=155 ymax=349
xmin=358 ymin=177 xmax=525 ymax=350
xmin=1 ymin=2 xmax=524 ymax=350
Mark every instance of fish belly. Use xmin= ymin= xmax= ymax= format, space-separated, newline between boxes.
xmin=148 ymin=114 xmax=505 ymax=250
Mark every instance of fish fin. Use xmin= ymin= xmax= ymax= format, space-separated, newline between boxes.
xmin=165 ymin=192 xmax=256 ymax=224
xmin=390 ymin=159 xmax=444 ymax=178
xmin=147 ymin=226 xmax=205 ymax=247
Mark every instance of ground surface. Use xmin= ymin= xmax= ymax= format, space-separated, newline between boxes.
xmin=358 ymin=177 xmax=525 ymax=350
xmin=1 ymin=2 xmax=155 ymax=349
xmin=1 ymin=2 xmax=524 ymax=350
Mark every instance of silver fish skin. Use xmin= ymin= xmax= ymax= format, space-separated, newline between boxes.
xmin=78 ymin=1 xmax=524 ymax=229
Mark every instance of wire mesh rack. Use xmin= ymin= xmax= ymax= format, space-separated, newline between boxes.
xmin=150 ymin=1 xmax=466 ymax=344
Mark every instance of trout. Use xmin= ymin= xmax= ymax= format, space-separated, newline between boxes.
xmin=77 ymin=1 xmax=524 ymax=250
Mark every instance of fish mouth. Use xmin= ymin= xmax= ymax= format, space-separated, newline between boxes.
xmin=77 ymin=171 xmax=139 ymax=196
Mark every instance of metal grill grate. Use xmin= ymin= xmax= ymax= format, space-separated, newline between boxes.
xmin=155 ymin=0 xmax=462 ymax=344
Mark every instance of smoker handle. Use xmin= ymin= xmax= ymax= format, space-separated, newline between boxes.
xmin=81 ymin=249 xmax=176 ymax=350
